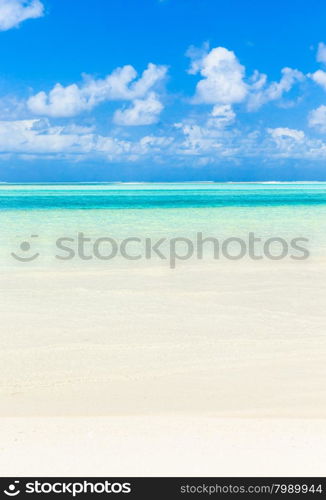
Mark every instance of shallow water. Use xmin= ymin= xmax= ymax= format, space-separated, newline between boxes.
xmin=1 ymin=183 xmax=326 ymax=267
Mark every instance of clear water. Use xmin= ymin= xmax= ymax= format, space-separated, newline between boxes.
xmin=1 ymin=183 xmax=326 ymax=267
xmin=1 ymin=182 xmax=326 ymax=209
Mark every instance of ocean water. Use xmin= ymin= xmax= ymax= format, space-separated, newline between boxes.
xmin=1 ymin=182 xmax=326 ymax=268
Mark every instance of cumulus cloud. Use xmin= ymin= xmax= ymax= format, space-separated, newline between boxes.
xmin=309 ymin=42 xmax=326 ymax=90
xmin=265 ymin=127 xmax=326 ymax=159
xmin=207 ymin=104 xmax=236 ymax=128
xmin=187 ymin=45 xmax=248 ymax=105
xmin=317 ymin=42 xmax=326 ymax=64
xmin=247 ymin=68 xmax=304 ymax=110
xmin=113 ymin=92 xmax=163 ymax=126
xmin=308 ymin=105 xmax=326 ymax=131
xmin=310 ymin=69 xmax=326 ymax=90
xmin=187 ymin=44 xmax=303 ymax=114
xmin=0 ymin=0 xmax=44 ymax=31
xmin=267 ymin=127 xmax=307 ymax=157
xmin=27 ymin=63 xmax=167 ymax=117
xmin=175 ymin=122 xmax=222 ymax=155
xmin=268 ymin=127 xmax=305 ymax=142
xmin=174 ymin=109 xmax=236 ymax=156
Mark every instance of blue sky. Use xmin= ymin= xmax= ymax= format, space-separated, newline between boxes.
xmin=2 ymin=0 xmax=326 ymax=181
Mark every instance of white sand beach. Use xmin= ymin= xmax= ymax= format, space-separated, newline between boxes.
xmin=1 ymin=257 xmax=326 ymax=475
xmin=2 ymin=417 xmax=326 ymax=477
xmin=1 ymin=258 xmax=326 ymax=417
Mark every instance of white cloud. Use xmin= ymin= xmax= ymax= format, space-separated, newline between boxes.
xmin=310 ymin=43 xmax=326 ymax=90
xmin=27 ymin=63 xmax=167 ymax=117
xmin=317 ymin=42 xmax=326 ymax=64
xmin=174 ymin=120 xmax=316 ymax=161
xmin=187 ymin=45 xmax=303 ymax=114
xmin=207 ymin=104 xmax=235 ymax=128
xmin=174 ymin=115 xmax=232 ymax=156
xmin=187 ymin=46 xmax=248 ymax=105
xmin=0 ymin=118 xmax=176 ymax=161
xmin=267 ymin=127 xmax=307 ymax=157
xmin=113 ymin=92 xmax=163 ymax=126
xmin=310 ymin=69 xmax=326 ymax=90
xmin=174 ymin=103 xmax=239 ymax=157
xmin=139 ymin=135 xmax=174 ymax=152
xmin=248 ymin=68 xmax=304 ymax=110
xmin=0 ymin=119 xmax=95 ymax=154
xmin=175 ymin=122 xmax=222 ymax=155
xmin=1 ymin=118 xmax=326 ymax=164
xmin=268 ymin=127 xmax=305 ymax=142
xmin=28 ymin=83 xmax=91 ymax=118
xmin=0 ymin=119 xmax=130 ymax=156
xmin=308 ymin=105 xmax=326 ymax=131
xmin=0 ymin=0 xmax=44 ymax=31
xmin=0 ymin=95 xmax=27 ymax=119
xmin=265 ymin=127 xmax=326 ymax=159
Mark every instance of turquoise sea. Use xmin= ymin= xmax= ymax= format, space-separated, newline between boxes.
xmin=1 ymin=183 xmax=326 ymax=267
